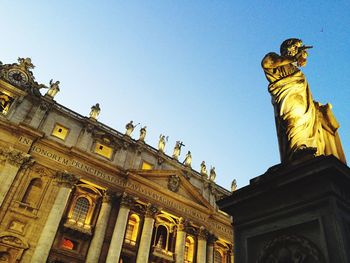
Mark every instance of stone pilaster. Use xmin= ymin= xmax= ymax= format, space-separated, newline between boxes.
xmin=30 ymin=171 xmax=78 ymax=263
xmin=85 ymin=191 xmax=113 ymax=263
xmin=197 ymin=226 xmax=208 ymax=263
xmin=105 ymin=193 xmax=135 ymax=263
xmin=175 ymin=217 xmax=187 ymax=263
xmin=136 ymin=203 xmax=158 ymax=263
xmin=0 ymin=147 xmax=33 ymax=207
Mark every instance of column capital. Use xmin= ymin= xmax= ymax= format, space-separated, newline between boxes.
xmin=102 ymin=190 xmax=113 ymax=203
xmin=119 ymin=192 xmax=135 ymax=208
xmin=0 ymin=147 xmax=33 ymax=168
xmin=177 ymin=217 xmax=188 ymax=232
xmin=145 ymin=203 xmax=159 ymax=218
xmin=54 ymin=171 xmax=79 ymax=188
xmin=197 ymin=226 xmax=209 ymax=240
xmin=207 ymin=233 xmax=217 ymax=245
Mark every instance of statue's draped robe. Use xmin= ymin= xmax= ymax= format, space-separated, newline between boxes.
xmin=268 ymin=70 xmax=346 ymax=163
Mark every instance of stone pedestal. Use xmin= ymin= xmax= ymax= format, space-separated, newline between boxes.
xmin=217 ymin=155 xmax=350 ymax=263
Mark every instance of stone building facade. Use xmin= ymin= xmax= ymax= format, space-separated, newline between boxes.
xmin=0 ymin=58 xmax=234 ymax=263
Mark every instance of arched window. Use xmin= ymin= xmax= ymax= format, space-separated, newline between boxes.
xmin=124 ymin=214 xmax=140 ymax=246
xmin=184 ymin=236 xmax=194 ymax=263
xmin=214 ymin=249 xmax=223 ymax=263
xmin=72 ymin=197 xmax=90 ymax=223
xmin=21 ymin=178 xmax=42 ymax=206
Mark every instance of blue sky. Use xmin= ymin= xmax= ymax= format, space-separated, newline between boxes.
xmin=1 ymin=1 xmax=349 ymax=190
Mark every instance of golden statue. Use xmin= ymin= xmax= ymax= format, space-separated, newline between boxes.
xmin=262 ymin=38 xmax=346 ymax=163
xmin=89 ymin=103 xmax=100 ymax=120
xmin=46 ymin=79 xmax=60 ymax=98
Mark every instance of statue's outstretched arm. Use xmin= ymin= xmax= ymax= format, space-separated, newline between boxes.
xmin=261 ymin=52 xmax=295 ymax=69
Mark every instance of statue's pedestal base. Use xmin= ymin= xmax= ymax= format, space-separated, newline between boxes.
xmin=217 ymin=155 xmax=350 ymax=263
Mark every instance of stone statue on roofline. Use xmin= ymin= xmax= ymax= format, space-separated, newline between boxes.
xmin=209 ymin=167 xmax=216 ymax=181
xmin=125 ymin=120 xmax=135 ymax=136
xmin=200 ymin=161 xmax=208 ymax=177
xmin=45 ymin=79 xmax=60 ymax=99
xmin=139 ymin=126 xmax=147 ymax=141
xmin=89 ymin=103 xmax=100 ymax=120
xmin=158 ymin=134 xmax=167 ymax=153
xmin=173 ymin=141 xmax=184 ymax=160
xmin=262 ymin=38 xmax=346 ymax=164
xmin=183 ymin=151 xmax=192 ymax=167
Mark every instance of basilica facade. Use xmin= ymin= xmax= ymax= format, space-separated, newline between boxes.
xmin=0 ymin=58 xmax=234 ymax=263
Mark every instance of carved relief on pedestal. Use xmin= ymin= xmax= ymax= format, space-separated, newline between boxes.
xmin=257 ymin=235 xmax=325 ymax=263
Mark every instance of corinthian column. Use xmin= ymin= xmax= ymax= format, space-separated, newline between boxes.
xmin=105 ymin=193 xmax=134 ymax=263
xmin=175 ymin=217 xmax=187 ymax=263
xmin=30 ymin=172 xmax=78 ymax=263
xmin=86 ymin=191 xmax=113 ymax=263
xmin=0 ymin=147 xmax=33 ymax=207
xmin=136 ymin=203 xmax=158 ymax=263
xmin=207 ymin=234 xmax=216 ymax=263
xmin=197 ymin=226 xmax=208 ymax=263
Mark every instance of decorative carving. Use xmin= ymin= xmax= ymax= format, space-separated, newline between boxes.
xmin=207 ymin=233 xmax=217 ymax=245
xmin=0 ymin=58 xmax=47 ymax=96
xmin=0 ymin=147 xmax=32 ymax=168
xmin=177 ymin=217 xmax=188 ymax=231
xmin=0 ymin=233 xmax=29 ymax=249
xmin=54 ymin=171 xmax=79 ymax=188
xmin=257 ymin=235 xmax=325 ymax=263
xmin=168 ymin=175 xmax=180 ymax=192
xmin=262 ymin=39 xmax=346 ymax=163
xmin=102 ymin=190 xmax=113 ymax=203
xmin=39 ymin=100 xmax=53 ymax=111
xmin=120 ymin=193 xmax=135 ymax=208
xmin=145 ymin=203 xmax=158 ymax=218
xmin=197 ymin=226 xmax=209 ymax=240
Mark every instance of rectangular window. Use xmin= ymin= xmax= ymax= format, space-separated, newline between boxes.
xmin=141 ymin=161 xmax=153 ymax=170
xmin=51 ymin=123 xmax=69 ymax=140
xmin=94 ymin=142 xmax=113 ymax=159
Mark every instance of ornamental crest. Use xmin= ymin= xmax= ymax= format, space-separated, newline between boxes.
xmin=257 ymin=235 xmax=325 ymax=263
xmin=168 ymin=174 xmax=180 ymax=192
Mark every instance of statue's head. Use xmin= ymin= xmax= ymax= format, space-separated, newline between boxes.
xmin=280 ymin=38 xmax=303 ymax=58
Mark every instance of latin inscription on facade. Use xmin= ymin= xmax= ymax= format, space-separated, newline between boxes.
xmin=29 ymin=142 xmax=233 ymax=240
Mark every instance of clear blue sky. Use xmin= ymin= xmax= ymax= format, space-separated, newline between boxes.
xmin=1 ymin=1 xmax=349 ymax=190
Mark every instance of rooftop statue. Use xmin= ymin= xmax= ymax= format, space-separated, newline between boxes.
xmin=139 ymin=126 xmax=147 ymax=141
xmin=209 ymin=167 xmax=216 ymax=181
xmin=172 ymin=141 xmax=184 ymax=160
xmin=46 ymin=79 xmax=60 ymax=98
xmin=125 ymin=120 xmax=135 ymax=136
xmin=262 ymin=38 xmax=346 ymax=163
xmin=183 ymin=151 xmax=192 ymax=167
xmin=200 ymin=161 xmax=208 ymax=177
xmin=89 ymin=103 xmax=100 ymax=120
xmin=158 ymin=134 xmax=167 ymax=153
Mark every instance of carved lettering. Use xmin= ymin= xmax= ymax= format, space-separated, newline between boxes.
xmin=18 ymin=136 xmax=32 ymax=146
